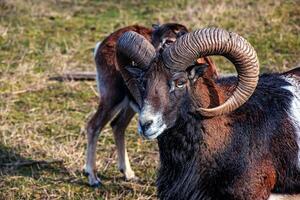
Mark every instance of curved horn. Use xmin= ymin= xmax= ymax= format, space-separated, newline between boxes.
xmin=163 ymin=28 xmax=259 ymax=117
xmin=117 ymin=31 xmax=156 ymax=107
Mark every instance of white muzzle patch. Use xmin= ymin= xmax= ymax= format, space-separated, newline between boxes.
xmin=138 ymin=101 xmax=167 ymax=139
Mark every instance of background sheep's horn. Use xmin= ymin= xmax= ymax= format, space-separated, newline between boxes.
xmin=116 ymin=31 xmax=156 ymax=108
xmin=162 ymin=27 xmax=259 ymax=117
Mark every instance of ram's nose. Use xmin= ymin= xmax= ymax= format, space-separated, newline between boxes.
xmin=141 ymin=120 xmax=153 ymax=133
xmin=138 ymin=101 xmax=167 ymax=139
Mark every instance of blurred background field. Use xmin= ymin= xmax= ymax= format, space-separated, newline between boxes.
xmin=0 ymin=0 xmax=299 ymax=199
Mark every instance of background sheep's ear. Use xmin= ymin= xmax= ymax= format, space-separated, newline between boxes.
xmin=196 ymin=57 xmax=219 ymax=79
xmin=187 ymin=63 xmax=209 ymax=82
xmin=152 ymin=23 xmax=160 ymax=30
xmin=125 ymin=66 xmax=144 ymax=78
xmin=176 ymin=29 xmax=188 ymax=38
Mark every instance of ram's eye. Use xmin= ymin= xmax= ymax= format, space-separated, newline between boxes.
xmin=174 ymin=78 xmax=187 ymax=88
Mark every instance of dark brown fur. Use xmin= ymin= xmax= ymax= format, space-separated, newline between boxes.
xmin=137 ymin=56 xmax=300 ymax=199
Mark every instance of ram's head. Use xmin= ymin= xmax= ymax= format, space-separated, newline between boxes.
xmin=117 ymin=28 xmax=259 ymax=139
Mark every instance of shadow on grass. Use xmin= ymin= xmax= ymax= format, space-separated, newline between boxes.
xmin=0 ymin=143 xmax=154 ymax=193
xmin=0 ymin=143 xmax=89 ymax=186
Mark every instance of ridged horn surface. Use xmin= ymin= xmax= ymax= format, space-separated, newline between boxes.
xmin=163 ymin=28 xmax=259 ymax=116
xmin=117 ymin=31 xmax=156 ymax=107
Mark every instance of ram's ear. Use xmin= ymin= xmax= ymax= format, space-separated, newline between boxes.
xmin=152 ymin=23 xmax=160 ymax=30
xmin=187 ymin=63 xmax=209 ymax=83
xmin=175 ymin=29 xmax=188 ymax=38
xmin=125 ymin=66 xmax=144 ymax=78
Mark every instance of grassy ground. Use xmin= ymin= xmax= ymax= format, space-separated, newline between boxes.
xmin=0 ymin=0 xmax=299 ymax=199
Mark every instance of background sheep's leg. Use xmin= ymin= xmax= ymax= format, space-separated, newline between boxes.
xmin=111 ymin=107 xmax=136 ymax=180
xmin=84 ymin=103 xmax=111 ymax=187
xmin=84 ymin=96 xmax=126 ymax=187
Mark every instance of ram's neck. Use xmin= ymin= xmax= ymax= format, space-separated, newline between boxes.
xmin=157 ymin=113 xmax=232 ymax=166
xmin=158 ymin=117 xmax=200 ymax=165
xmin=156 ymin=105 xmax=233 ymax=199
xmin=156 ymin=116 xmax=202 ymax=199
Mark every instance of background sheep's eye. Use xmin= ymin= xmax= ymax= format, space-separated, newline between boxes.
xmin=164 ymin=39 xmax=174 ymax=44
xmin=175 ymin=79 xmax=187 ymax=88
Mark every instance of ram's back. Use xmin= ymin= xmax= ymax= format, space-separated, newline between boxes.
xmin=217 ymin=70 xmax=300 ymax=193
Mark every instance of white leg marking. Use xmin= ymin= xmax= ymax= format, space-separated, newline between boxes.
xmin=122 ymin=151 xmax=136 ymax=180
xmin=113 ymin=128 xmax=135 ymax=180
xmin=112 ymin=101 xmax=136 ymax=180
xmin=84 ymin=162 xmax=100 ymax=186
xmin=84 ymin=134 xmax=101 ymax=186
xmin=282 ymin=76 xmax=300 ymax=167
xmin=84 ymin=98 xmax=128 ymax=186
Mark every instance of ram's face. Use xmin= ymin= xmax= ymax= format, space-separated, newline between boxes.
xmin=137 ymin=60 xmax=204 ymax=139
xmin=138 ymin=64 xmax=183 ymax=139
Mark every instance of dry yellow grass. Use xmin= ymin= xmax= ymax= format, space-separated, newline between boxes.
xmin=0 ymin=0 xmax=299 ymax=199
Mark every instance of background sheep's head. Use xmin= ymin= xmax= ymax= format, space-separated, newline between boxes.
xmin=151 ymin=23 xmax=188 ymax=52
